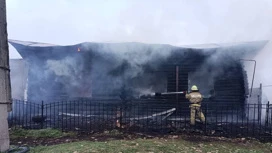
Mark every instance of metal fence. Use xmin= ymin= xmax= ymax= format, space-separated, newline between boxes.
xmin=8 ymin=99 xmax=272 ymax=141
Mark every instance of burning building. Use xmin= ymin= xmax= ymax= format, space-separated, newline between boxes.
xmin=9 ymin=39 xmax=267 ymax=108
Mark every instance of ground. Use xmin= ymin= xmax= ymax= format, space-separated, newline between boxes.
xmin=8 ymin=128 xmax=272 ymax=153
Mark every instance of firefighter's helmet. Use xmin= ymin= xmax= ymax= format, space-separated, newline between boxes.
xmin=191 ymin=85 xmax=198 ymax=91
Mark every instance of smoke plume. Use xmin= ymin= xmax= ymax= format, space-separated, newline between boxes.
xmin=245 ymin=39 xmax=272 ymax=102
xmin=38 ymin=43 xmax=175 ymax=100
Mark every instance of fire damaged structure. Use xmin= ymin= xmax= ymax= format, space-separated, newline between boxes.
xmin=9 ymin=40 xmax=266 ymax=103
xmin=8 ymin=40 xmax=272 ymax=139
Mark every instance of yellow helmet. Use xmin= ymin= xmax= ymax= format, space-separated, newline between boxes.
xmin=191 ymin=85 xmax=198 ymax=91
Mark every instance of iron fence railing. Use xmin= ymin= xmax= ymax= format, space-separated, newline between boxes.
xmin=8 ymin=99 xmax=272 ymax=141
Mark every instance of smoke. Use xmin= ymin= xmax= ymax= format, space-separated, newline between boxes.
xmin=244 ymin=40 xmax=272 ymax=102
xmin=187 ymin=43 xmax=264 ymax=96
xmin=88 ymin=43 xmax=174 ymax=97
xmin=9 ymin=40 xmax=267 ymax=102
xmin=7 ymin=0 xmax=272 ymax=102
xmin=45 ymin=56 xmax=92 ymax=98
xmin=9 ymin=59 xmax=28 ymax=100
xmin=38 ymin=43 xmax=175 ymax=100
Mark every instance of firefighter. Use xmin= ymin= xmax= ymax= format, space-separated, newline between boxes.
xmin=185 ymin=85 xmax=205 ymax=125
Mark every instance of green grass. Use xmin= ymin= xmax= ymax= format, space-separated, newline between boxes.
xmin=30 ymin=138 xmax=272 ymax=153
xmin=9 ymin=129 xmax=272 ymax=153
xmin=10 ymin=128 xmax=75 ymax=139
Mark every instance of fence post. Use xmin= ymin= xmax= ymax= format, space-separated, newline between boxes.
xmin=41 ymin=101 xmax=44 ymax=129
xmin=258 ymin=95 xmax=261 ymax=122
xmin=265 ymin=101 xmax=270 ymax=128
xmin=61 ymin=101 xmax=64 ymax=132
xmin=204 ymin=104 xmax=207 ymax=135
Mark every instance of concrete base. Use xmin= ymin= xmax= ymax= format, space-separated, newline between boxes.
xmin=0 ymin=105 xmax=10 ymax=152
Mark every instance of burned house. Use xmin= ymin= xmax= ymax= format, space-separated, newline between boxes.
xmin=9 ymin=40 xmax=267 ymax=108
xmin=9 ymin=39 xmax=272 ymax=136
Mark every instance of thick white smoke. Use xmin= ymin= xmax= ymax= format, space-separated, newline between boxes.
xmin=97 ymin=43 xmax=174 ymax=77
xmin=46 ymin=57 xmax=79 ymax=77
xmin=40 ymin=43 xmax=175 ymax=99
xmin=245 ymin=40 xmax=272 ymax=102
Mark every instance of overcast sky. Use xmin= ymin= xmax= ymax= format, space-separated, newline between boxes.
xmin=6 ymin=0 xmax=272 ymax=59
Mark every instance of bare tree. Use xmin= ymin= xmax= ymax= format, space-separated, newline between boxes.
xmin=0 ymin=0 xmax=11 ymax=151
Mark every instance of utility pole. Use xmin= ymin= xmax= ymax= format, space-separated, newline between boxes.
xmin=0 ymin=0 xmax=11 ymax=151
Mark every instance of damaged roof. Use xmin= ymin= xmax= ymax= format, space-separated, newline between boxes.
xmin=9 ymin=39 xmax=58 ymax=47
xmin=9 ymin=39 xmax=268 ymax=48
xmin=8 ymin=39 xmax=268 ymax=59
